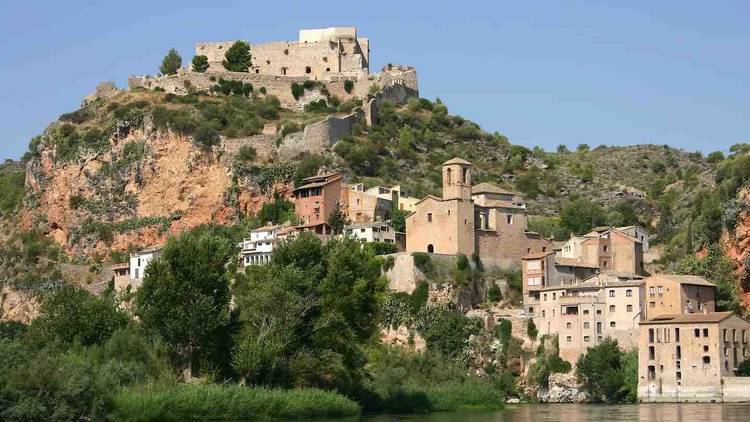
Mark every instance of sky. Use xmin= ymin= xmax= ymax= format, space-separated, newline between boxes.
xmin=1 ymin=0 xmax=748 ymax=161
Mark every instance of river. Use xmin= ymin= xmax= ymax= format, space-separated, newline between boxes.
xmin=332 ymin=403 xmax=750 ymax=421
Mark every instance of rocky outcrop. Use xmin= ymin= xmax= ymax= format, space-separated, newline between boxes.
xmin=537 ymin=372 xmax=590 ymax=403
xmin=278 ymin=112 xmax=361 ymax=160
xmin=722 ymin=187 xmax=750 ymax=307
xmin=82 ymin=81 xmax=121 ymax=107
xmin=0 ymin=287 xmax=39 ymax=324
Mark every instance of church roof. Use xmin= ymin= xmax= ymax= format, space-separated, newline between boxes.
xmin=471 ymin=182 xmax=516 ymax=195
xmin=442 ymin=157 xmax=473 ymax=166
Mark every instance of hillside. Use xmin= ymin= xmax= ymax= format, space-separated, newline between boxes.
xmin=1 ymin=78 xmax=748 ymax=310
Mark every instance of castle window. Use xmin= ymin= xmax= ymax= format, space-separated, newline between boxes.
xmin=427 ymin=244 xmax=434 ymax=253
xmin=703 ymin=328 xmax=709 ymax=337
xmin=566 ymin=322 xmax=572 ymax=329
xmin=566 ymin=336 xmax=572 ymax=343
xmin=255 ymin=69 xmax=259 ymax=73
xmin=427 ymin=213 xmax=432 ymax=223
xmin=647 ymin=365 xmax=655 ymax=380
xmin=461 ymin=168 xmax=467 ymax=184
xmin=326 ymin=68 xmax=330 ymax=72
xmin=323 ymin=57 xmax=328 ymax=62
xmin=446 ymin=168 xmax=452 ymax=185
xmin=281 ymin=67 xmax=287 ymax=75
xmin=305 ymin=66 xmax=312 ymax=74
xmin=649 ymin=346 xmax=655 ymax=360
xmin=506 ymin=214 xmax=513 ymax=224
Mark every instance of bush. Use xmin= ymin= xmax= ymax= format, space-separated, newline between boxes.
xmin=364 ymin=241 xmax=398 ymax=255
xmin=222 ymin=41 xmax=251 ymax=72
xmin=414 ymin=304 xmax=482 ymax=358
xmin=291 ymin=82 xmax=305 ymax=100
xmin=527 ymin=319 xmax=538 ymax=339
xmin=159 ymin=48 xmax=182 ymax=75
xmin=210 ymin=78 xmax=253 ymax=97
xmin=412 ymin=252 xmax=434 ymax=277
xmin=737 ymin=359 xmax=750 ymax=376
xmin=257 ymin=195 xmax=295 ymax=225
xmin=237 ymin=145 xmax=256 ymax=162
xmin=487 ymin=284 xmax=502 ymax=302
xmin=0 ymin=164 xmax=25 ymax=215
xmin=344 ymin=80 xmax=354 ymax=93
xmin=191 ymin=55 xmax=209 ymax=72
xmin=575 ymin=338 xmax=636 ymax=403
xmin=304 ymin=99 xmax=330 ymax=113
xmin=193 ymin=124 xmax=220 ymax=149
xmin=112 ymin=384 xmax=360 ymax=421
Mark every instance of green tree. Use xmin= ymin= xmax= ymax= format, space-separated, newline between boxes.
xmin=329 ymin=201 xmax=349 ymax=234
xmin=560 ymin=197 xmax=605 ymax=235
xmin=678 ymin=245 xmax=743 ymax=313
xmin=237 ymin=145 xmax=256 ymax=162
xmin=135 ymin=226 xmax=233 ymax=379
xmin=27 ymin=285 xmax=128 ymax=348
xmin=193 ymin=123 xmax=220 ymax=149
xmin=389 ymin=208 xmax=410 ymax=233
xmin=232 ymin=233 xmax=386 ymax=393
xmin=160 ymin=48 xmax=182 ymax=75
xmin=575 ymin=338 xmax=634 ymax=403
xmin=258 ymin=194 xmax=295 ymax=225
xmin=191 ymin=54 xmax=209 ymax=72
xmin=223 ymin=41 xmax=252 ymax=72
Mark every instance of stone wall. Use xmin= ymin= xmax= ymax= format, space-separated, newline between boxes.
xmin=277 ymin=112 xmax=360 ymax=160
xmin=384 ymin=252 xmax=425 ymax=293
xmin=723 ymin=377 xmax=750 ymax=402
xmin=476 ymin=230 xmax=552 ymax=269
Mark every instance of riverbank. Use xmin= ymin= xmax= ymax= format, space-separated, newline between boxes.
xmin=112 ymin=384 xmax=361 ymax=421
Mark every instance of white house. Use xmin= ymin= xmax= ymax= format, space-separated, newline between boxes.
xmin=129 ymin=246 xmax=162 ymax=289
xmin=344 ymin=221 xmax=396 ymax=244
xmin=241 ymin=225 xmax=296 ymax=267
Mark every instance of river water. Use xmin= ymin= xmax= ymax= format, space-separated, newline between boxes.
xmin=346 ymin=403 xmax=750 ymax=421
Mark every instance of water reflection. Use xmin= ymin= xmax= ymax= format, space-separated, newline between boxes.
xmin=355 ymin=403 xmax=750 ymax=422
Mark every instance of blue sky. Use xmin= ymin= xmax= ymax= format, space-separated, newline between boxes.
xmin=1 ymin=0 xmax=748 ymax=160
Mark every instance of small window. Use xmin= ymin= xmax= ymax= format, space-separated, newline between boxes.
xmin=703 ymin=328 xmax=709 ymax=337
xmin=427 ymin=213 xmax=432 ymax=223
xmin=325 ymin=67 xmax=330 ymax=72
xmin=676 ymin=371 xmax=682 ymax=381
xmin=583 ymin=309 xmax=590 ymax=315
xmin=603 ymin=245 xmax=608 ymax=252
xmin=609 ymin=305 xmax=616 ymax=312
xmin=584 ymin=322 xmax=590 ymax=329
xmin=542 ymin=310 xmax=546 ymax=317
xmin=506 ymin=214 xmax=513 ymax=224
xmin=305 ymin=66 xmax=312 ymax=74
xmin=265 ymin=60 xmax=270 ymax=65
xmin=627 ymin=304 xmax=633 ymax=312
xmin=323 ymin=57 xmax=328 ymax=62
xmin=566 ymin=336 xmax=572 ymax=343
xmin=584 ymin=336 xmax=590 ymax=342
xmin=676 ymin=345 xmax=682 ymax=359
xmin=649 ymin=346 xmax=655 ymax=360
xmin=284 ymin=49 xmax=289 ymax=55
xmin=675 ymin=328 xmax=680 ymax=343
xmin=649 ymin=287 xmax=655 ymax=296
xmin=553 ymin=293 xmax=557 ymax=300
xmin=704 ymin=345 xmax=709 ymax=352
xmin=609 ymin=290 xmax=615 ymax=298
xmin=626 ymin=289 xmax=632 ymax=297
xmin=596 ymin=310 xmax=602 ymax=315
xmin=650 ymin=301 xmax=655 ymax=308
xmin=566 ymin=322 xmax=572 ymax=329
xmin=694 ymin=329 xmax=701 ymax=338
xmin=610 ymin=321 xmax=616 ymax=328
xmin=544 ymin=294 xmax=547 ymax=301
xmin=648 ymin=365 xmax=656 ymax=380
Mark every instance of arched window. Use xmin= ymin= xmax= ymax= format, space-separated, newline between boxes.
xmin=427 ymin=244 xmax=434 ymax=253
xmin=446 ymin=168 xmax=452 ymax=185
xmin=461 ymin=168 xmax=467 ymax=184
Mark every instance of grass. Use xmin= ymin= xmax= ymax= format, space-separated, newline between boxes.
xmin=112 ymin=384 xmax=361 ymax=421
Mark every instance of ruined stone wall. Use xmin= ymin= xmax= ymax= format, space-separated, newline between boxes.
xmin=477 ymin=230 xmax=552 ymax=269
xmin=195 ymin=41 xmax=235 ymax=72
xmin=277 ymin=112 xmax=360 ymax=160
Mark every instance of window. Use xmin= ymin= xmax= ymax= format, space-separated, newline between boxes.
xmin=649 ymin=329 xmax=654 ymax=343
xmin=648 ymin=365 xmax=656 ymax=380
xmin=658 ymin=286 xmax=664 ymax=295
xmin=724 ymin=329 xmax=729 ymax=342
xmin=676 ymin=372 xmax=682 ymax=381
xmin=626 ymin=289 xmax=633 ymax=297
xmin=609 ymin=305 xmax=616 ymax=312
xmin=676 ymin=346 xmax=681 ymax=359
xmin=583 ymin=310 xmax=590 ymax=315
xmin=677 ymin=360 xmax=681 ymax=369
xmin=603 ymin=260 xmax=608 ymax=268
xmin=528 ymin=307 xmax=534 ymax=314
xmin=610 ymin=321 xmax=616 ymax=328
xmin=566 ymin=336 xmax=572 ymax=343
xmin=597 ymin=322 xmax=602 ymax=334
xmin=544 ymin=294 xmax=547 ymax=301
xmin=322 ymin=57 xmax=328 ymax=62
xmin=427 ymin=213 xmax=432 ymax=223
xmin=675 ymin=328 xmax=680 ymax=343
xmin=305 ymin=66 xmax=312 ymax=74
xmin=704 ymin=345 xmax=709 ymax=352
xmin=596 ymin=309 xmax=602 ymax=315
xmin=584 ymin=322 xmax=590 ymax=329
xmin=649 ymin=287 xmax=655 ymax=296
xmin=733 ymin=329 xmax=737 ymax=342
xmin=609 ymin=290 xmax=615 ymax=298
xmin=703 ymin=328 xmax=709 ymax=337
xmin=134 ymin=268 xmax=139 ymax=279
xmin=649 ymin=346 xmax=655 ymax=360
xmin=584 ymin=336 xmax=590 ymax=342
xmin=603 ymin=245 xmax=608 ymax=252
xmin=553 ymin=293 xmax=557 ymax=300
xmin=283 ymin=49 xmax=289 ymax=55
xmin=694 ymin=329 xmax=700 ymax=338
xmin=542 ymin=310 xmax=546 ymax=317
xmin=506 ymin=214 xmax=513 ymax=224
xmin=650 ymin=301 xmax=655 ymax=308
xmin=627 ymin=305 xmax=633 ymax=312
xmin=446 ymin=168 xmax=452 ymax=185
xmin=566 ymin=322 xmax=572 ymax=329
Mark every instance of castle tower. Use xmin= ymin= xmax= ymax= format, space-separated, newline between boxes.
xmin=442 ymin=158 xmax=473 ymax=200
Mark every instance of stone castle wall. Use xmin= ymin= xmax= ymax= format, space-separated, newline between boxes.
xmin=278 ymin=111 xmax=361 ymax=160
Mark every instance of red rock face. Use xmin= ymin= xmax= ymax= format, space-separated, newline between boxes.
xmin=722 ymin=188 xmax=750 ymax=307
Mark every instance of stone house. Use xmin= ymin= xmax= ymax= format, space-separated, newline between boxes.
xmin=292 ymin=171 xmax=343 ymax=237
xmin=405 ymin=158 xmax=551 ymax=267
xmin=559 ymin=226 xmax=646 ymax=275
xmin=344 ymin=221 xmax=396 ymax=244
xmin=112 ymin=263 xmax=131 ymax=291
xmin=343 ymin=184 xmax=391 ymax=223
xmin=196 ymin=27 xmax=369 ymax=79
xmin=129 ymin=246 xmax=162 ymax=290
xmin=524 ymin=271 xmax=645 ymax=363
xmin=641 ymin=274 xmax=716 ymax=319
xmin=638 ymin=312 xmax=750 ymax=402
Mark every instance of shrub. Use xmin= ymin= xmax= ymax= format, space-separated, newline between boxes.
xmin=344 ymin=80 xmax=354 ymax=93
xmin=191 ymin=55 xmax=209 ymax=72
xmin=527 ymin=319 xmax=538 ymax=339
xmin=415 ymin=304 xmax=482 ymax=358
xmin=487 ymin=284 xmax=502 ymax=302
xmin=159 ymin=48 xmax=182 ymax=75
xmin=304 ymin=99 xmax=330 ymax=113
xmin=257 ymin=195 xmax=295 ymax=225
xmin=412 ymin=252 xmax=434 ymax=277
xmin=222 ymin=41 xmax=251 ymax=72
xmin=210 ymin=78 xmax=253 ymax=97
xmin=193 ymin=124 xmax=220 ymax=149
xmin=575 ymin=338 xmax=635 ymax=403
xmin=291 ymin=82 xmax=305 ymax=100
xmin=0 ymin=164 xmax=25 ymax=215
xmin=237 ymin=145 xmax=256 ymax=162
xmin=737 ymin=359 xmax=750 ymax=376
xmin=364 ymin=241 xmax=398 ymax=256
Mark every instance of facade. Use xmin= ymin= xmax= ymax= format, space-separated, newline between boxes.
xmin=390 ymin=185 xmax=420 ymax=212
xmin=112 ymin=263 xmax=131 ymax=291
xmin=642 ymin=274 xmax=716 ymax=319
xmin=196 ymin=27 xmax=369 ymax=78
xmin=292 ymin=171 xmax=343 ymax=237
xmin=638 ymin=312 xmax=750 ymax=402
xmin=129 ymin=246 xmax=162 ymax=290
xmin=524 ymin=271 xmax=645 ymax=362
xmin=344 ymin=221 xmax=396 ymax=244
xmin=559 ymin=226 xmax=646 ymax=275
xmin=405 ymin=158 xmax=551 ymax=266
xmin=344 ymin=184 xmax=391 ymax=223
xmin=240 ymin=225 xmax=286 ymax=267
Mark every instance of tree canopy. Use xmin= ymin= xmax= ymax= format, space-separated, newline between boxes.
xmin=160 ymin=48 xmax=182 ymax=75
xmin=191 ymin=55 xmax=209 ymax=73
xmin=223 ymin=41 xmax=252 ymax=72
